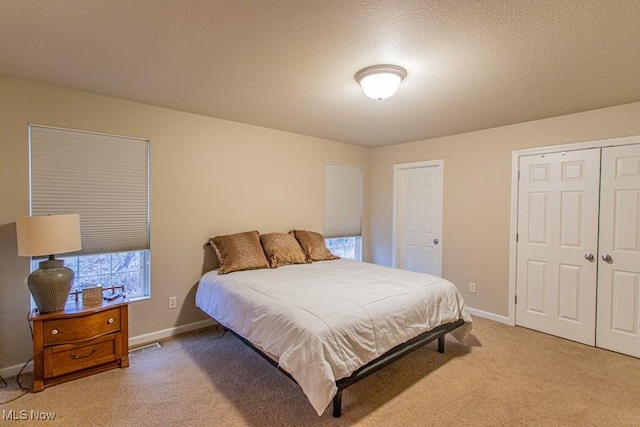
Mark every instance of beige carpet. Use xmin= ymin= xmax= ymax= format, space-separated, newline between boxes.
xmin=1 ymin=317 xmax=639 ymax=426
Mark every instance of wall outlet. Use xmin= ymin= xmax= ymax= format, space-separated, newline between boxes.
xmin=469 ymin=282 xmax=476 ymax=293
xmin=168 ymin=296 xmax=177 ymax=309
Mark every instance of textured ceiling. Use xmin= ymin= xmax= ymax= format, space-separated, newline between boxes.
xmin=1 ymin=0 xmax=639 ymax=147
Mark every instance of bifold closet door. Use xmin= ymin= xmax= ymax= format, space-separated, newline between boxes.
xmin=516 ymin=150 xmax=600 ymax=345
xmin=596 ymin=144 xmax=640 ymax=358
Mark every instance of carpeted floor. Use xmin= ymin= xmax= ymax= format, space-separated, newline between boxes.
xmin=1 ymin=316 xmax=639 ymax=426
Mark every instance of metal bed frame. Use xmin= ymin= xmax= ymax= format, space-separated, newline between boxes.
xmin=226 ymin=318 xmax=466 ymax=417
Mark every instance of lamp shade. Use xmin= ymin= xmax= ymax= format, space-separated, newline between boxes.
xmin=16 ymin=214 xmax=82 ymax=257
xmin=355 ymin=65 xmax=407 ymax=100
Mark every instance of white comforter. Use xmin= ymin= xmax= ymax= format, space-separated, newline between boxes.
xmin=195 ymin=259 xmax=472 ymax=415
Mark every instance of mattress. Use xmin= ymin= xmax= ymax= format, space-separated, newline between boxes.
xmin=196 ymin=258 xmax=472 ymax=415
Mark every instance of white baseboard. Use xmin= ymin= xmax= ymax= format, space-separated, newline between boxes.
xmin=0 ymin=360 xmax=34 ymax=379
xmin=466 ymin=307 xmax=511 ymax=325
xmin=128 ymin=318 xmax=217 ymax=348
xmin=0 ymin=319 xmax=217 ymax=379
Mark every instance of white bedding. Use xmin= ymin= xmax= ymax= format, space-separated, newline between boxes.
xmin=195 ymin=258 xmax=472 ymax=415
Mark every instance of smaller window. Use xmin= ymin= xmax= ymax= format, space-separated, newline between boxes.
xmin=31 ymin=250 xmax=150 ymax=301
xmin=325 ymin=237 xmax=362 ymax=261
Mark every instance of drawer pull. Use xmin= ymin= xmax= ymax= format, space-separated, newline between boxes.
xmin=70 ymin=348 xmax=99 ymax=359
xmin=52 ymin=329 xmax=59 ymax=335
xmin=108 ymin=318 xmax=114 ymax=324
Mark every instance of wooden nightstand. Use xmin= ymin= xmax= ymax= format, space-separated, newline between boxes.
xmin=29 ymin=297 xmax=129 ymax=392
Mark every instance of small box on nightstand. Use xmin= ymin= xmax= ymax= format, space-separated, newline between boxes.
xmin=82 ymin=285 xmax=103 ymax=305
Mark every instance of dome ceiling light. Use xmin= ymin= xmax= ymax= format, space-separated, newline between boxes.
xmin=354 ymin=64 xmax=407 ymax=100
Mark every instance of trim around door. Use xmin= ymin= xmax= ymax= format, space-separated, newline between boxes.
xmin=392 ymin=159 xmax=444 ymax=271
xmin=508 ymin=135 xmax=640 ymax=326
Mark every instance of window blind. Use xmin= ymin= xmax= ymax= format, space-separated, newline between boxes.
xmin=324 ymin=163 xmax=362 ymax=238
xmin=29 ymin=125 xmax=150 ymax=256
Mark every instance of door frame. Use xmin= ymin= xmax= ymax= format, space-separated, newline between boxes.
xmin=392 ymin=159 xmax=443 ymax=273
xmin=508 ymin=135 xmax=640 ymax=326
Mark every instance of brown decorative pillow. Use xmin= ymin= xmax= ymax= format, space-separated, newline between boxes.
xmin=292 ymin=230 xmax=339 ymax=262
xmin=209 ymin=230 xmax=270 ymax=274
xmin=260 ymin=233 xmax=309 ymax=268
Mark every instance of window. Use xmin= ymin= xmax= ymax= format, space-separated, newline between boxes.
xmin=31 ymin=251 xmax=150 ymax=300
xmin=324 ymin=163 xmax=362 ymax=261
xmin=325 ymin=236 xmax=362 ymax=261
xmin=29 ymin=125 xmax=150 ymax=300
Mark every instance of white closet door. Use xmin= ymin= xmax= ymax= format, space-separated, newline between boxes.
xmin=397 ymin=164 xmax=442 ymax=277
xmin=516 ymin=150 xmax=600 ymax=345
xmin=596 ymin=144 xmax=640 ymax=358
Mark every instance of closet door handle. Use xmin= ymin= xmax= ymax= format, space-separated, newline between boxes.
xmin=601 ymin=254 xmax=613 ymax=263
xmin=584 ymin=253 xmax=594 ymax=261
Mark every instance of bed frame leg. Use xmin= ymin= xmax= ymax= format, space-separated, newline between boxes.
xmin=438 ymin=336 xmax=445 ymax=353
xmin=332 ymin=390 xmax=343 ymax=418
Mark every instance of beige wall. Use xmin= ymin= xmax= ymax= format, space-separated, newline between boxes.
xmin=2 ymin=73 xmax=639 ymax=371
xmin=0 ymin=76 xmax=370 ymax=369
xmin=370 ymin=101 xmax=640 ymax=317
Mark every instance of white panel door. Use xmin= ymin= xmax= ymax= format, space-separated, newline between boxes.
xmin=516 ymin=150 xmax=600 ymax=345
xmin=596 ymin=144 xmax=640 ymax=358
xmin=397 ymin=164 xmax=442 ymax=276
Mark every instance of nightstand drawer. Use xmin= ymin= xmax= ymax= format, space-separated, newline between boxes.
xmin=43 ymin=308 xmax=120 ymax=345
xmin=45 ymin=333 xmax=119 ymax=378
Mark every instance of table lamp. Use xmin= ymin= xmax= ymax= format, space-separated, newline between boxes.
xmin=16 ymin=214 xmax=82 ymax=313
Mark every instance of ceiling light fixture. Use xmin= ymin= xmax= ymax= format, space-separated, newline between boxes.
xmin=355 ymin=64 xmax=407 ymax=100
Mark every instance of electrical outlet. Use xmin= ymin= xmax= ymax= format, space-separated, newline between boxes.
xmin=168 ymin=296 xmax=177 ymax=309
xmin=469 ymin=282 xmax=476 ymax=293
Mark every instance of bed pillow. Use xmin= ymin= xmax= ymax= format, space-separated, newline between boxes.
xmin=209 ymin=230 xmax=270 ymax=274
xmin=260 ymin=232 xmax=309 ymax=268
xmin=292 ymin=230 xmax=339 ymax=262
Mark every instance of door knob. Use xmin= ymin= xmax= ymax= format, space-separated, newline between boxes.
xmin=433 ymin=238 xmax=439 ymax=245
xmin=601 ymin=254 xmax=613 ymax=262
xmin=584 ymin=253 xmax=594 ymax=261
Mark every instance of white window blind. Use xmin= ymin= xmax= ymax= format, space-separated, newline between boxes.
xmin=324 ymin=163 xmax=362 ymax=238
xmin=29 ymin=125 xmax=150 ymax=256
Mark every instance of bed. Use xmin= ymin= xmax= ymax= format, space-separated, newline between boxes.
xmin=196 ymin=258 xmax=472 ymax=416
